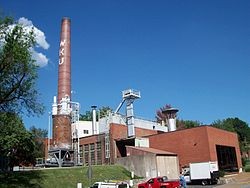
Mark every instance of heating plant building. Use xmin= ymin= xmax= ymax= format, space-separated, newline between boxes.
xmin=46 ymin=17 xmax=242 ymax=179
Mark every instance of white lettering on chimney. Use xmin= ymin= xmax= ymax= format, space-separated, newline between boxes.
xmin=59 ymin=39 xmax=66 ymax=65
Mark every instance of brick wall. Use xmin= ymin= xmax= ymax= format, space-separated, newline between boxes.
xmin=52 ymin=115 xmax=71 ymax=148
xmin=110 ymin=123 xmax=158 ymax=163
xmin=78 ymin=124 xmax=242 ymax=170
xmin=206 ymin=127 xmax=242 ymax=169
xmin=148 ymin=126 xmax=242 ymax=169
xmin=79 ymin=134 xmax=106 ymax=165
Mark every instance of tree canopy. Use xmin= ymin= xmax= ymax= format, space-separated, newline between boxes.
xmin=0 ymin=15 xmax=46 ymax=169
xmin=0 ymin=16 xmax=44 ymax=116
xmin=212 ymin=117 xmax=250 ymax=152
xmin=29 ymin=126 xmax=48 ymax=159
xmin=155 ymin=104 xmax=172 ymax=123
xmin=0 ymin=112 xmax=35 ymax=168
xmin=176 ymin=119 xmax=200 ymax=130
xmin=80 ymin=106 xmax=113 ymax=121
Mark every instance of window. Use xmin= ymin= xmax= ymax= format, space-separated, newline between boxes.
xmin=83 ymin=130 xmax=89 ymax=134
xmin=90 ymin=143 xmax=95 ymax=165
xmin=84 ymin=144 xmax=89 ymax=165
xmin=96 ymin=142 xmax=102 ymax=165
xmin=216 ymin=145 xmax=238 ymax=171
xmin=79 ymin=145 xmax=83 ymax=163
xmin=148 ymin=179 xmax=154 ymax=184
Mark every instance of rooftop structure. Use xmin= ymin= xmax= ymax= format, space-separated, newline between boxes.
xmin=162 ymin=107 xmax=179 ymax=131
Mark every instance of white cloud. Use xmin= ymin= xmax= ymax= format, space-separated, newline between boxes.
xmin=18 ymin=17 xmax=50 ymax=50
xmin=31 ymin=49 xmax=49 ymax=67
xmin=18 ymin=17 xmax=33 ymax=26
xmin=9 ymin=17 xmax=50 ymax=67
xmin=1 ymin=17 xmax=50 ymax=67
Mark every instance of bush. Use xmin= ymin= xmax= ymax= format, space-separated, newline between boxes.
xmin=245 ymin=166 xmax=250 ymax=172
xmin=246 ymin=160 xmax=250 ymax=166
xmin=219 ymin=170 xmax=225 ymax=177
xmin=245 ymin=165 xmax=250 ymax=172
xmin=242 ymin=158 xmax=247 ymax=166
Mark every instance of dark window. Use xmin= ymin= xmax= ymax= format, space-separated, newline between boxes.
xmin=84 ymin=144 xmax=89 ymax=165
xmin=79 ymin=145 xmax=83 ymax=163
xmin=90 ymin=143 xmax=95 ymax=165
xmin=216 ymin=145 xmax=238 ymax=171
xmin=96 ymin=142 xmax=102 ymax=165
xmin=148 ymin=179 xmax=154 ymax=184
xmin=118 ymin=184 xmax=128 ymax=188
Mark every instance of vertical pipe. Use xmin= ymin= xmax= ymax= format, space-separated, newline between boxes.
xmin=91 ymin=106 xmax=97 ymax=134
xmin=52 ymin=96 xmax=57 ymax=115
xmin=48 ymin=112 xmax=51 ymax=151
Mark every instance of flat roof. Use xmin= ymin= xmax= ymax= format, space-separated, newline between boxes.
xmin=126 ymin=146 xmax=177 ymax=156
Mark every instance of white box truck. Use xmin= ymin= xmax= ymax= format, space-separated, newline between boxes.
xmin=183 ymin=161 xmax=219 ymax=185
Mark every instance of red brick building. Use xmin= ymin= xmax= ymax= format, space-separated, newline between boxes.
xmin=79 ymin=123 xmax=242 ymax=172
xmin=79 ymin=123 xmax=159 ymax=164
xmin=148 ymin=126 xmax=242 ymax=171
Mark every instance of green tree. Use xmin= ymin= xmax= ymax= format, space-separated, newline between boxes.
xmin=79 ymin=106 xmax=113 ymax=121
xmin=29 ymin=126 xmax=48 ymax=159
xmin=212 ymin=117 xmax=250 ymax=152
xmin=177 ymin=119 xmax=200 ymax=130
xmin=99 ymin=106 xmax=113 ymax=118
xmin=0 ymin=112 xmax=35 ymax=168
xmin=79 ymin=110 xmax=92 ymax=121
xmin=0 ymin=16 xmax=44 ymax=116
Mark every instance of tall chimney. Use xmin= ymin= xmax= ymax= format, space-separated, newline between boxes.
xmin=52 ymin=18 xmax=72 ymax=149
xmin=58 ymin=17 xmax=71 ymax=104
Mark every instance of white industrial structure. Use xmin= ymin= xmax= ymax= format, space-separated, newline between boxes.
xmin=162 ymin=108 xmax=179 ymax=132
xmin=48 ymin=89 xmax=176 ymax=166
xmin=71 ymin=89 xmax=169 ymax=141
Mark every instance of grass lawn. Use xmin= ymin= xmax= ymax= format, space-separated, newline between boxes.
xmin=0 ymin=165 xmax=133 ymax=188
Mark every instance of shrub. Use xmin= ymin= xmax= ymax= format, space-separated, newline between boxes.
xmin=245 ymin=165 xmax=250 ymax=172
xmin=242 ymin=158 xmax=247 ymax=166
xmin=219 ymin=170 xmax=225 ymax=177
xmin=246 ymin=160 xmax=250 ymax=166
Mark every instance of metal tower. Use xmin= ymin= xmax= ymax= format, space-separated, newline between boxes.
xmin=115 ymin=89 xmax=141 ymax=137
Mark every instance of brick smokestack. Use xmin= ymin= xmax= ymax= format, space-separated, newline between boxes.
xmin=58 ymin=17 xmax=71 ymax=103
xmin=52 ymin=18 xmax=72 ymax=149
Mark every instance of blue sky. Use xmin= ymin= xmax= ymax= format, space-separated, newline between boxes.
xmin=2 ymin=0 xmax=250 ymax=130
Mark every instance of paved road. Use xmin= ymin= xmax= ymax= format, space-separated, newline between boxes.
xmin=186 ymin=172 xmax=250 ymax=188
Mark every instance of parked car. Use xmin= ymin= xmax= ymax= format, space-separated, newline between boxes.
xmin=92 ymin=181 xmax=129 ymax=188
xmin=138 ymin=176 xmax=180 ymax=188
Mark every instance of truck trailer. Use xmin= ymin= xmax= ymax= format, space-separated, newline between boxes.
xmin=183 ymin=161 xmax=219 ymax=185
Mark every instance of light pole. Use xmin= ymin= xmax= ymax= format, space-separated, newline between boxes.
xmin=48 ymin=111 xmax=51 ymax=151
